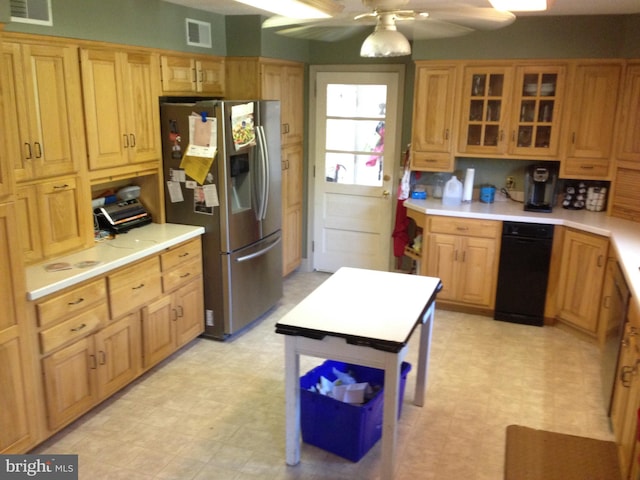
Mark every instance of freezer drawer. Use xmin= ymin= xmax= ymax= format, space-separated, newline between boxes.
xmin=218 ymin=231 xmax=283 ymax=337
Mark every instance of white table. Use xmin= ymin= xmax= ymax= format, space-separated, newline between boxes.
xmin=276 ymin=267 xmax=442 ymax=479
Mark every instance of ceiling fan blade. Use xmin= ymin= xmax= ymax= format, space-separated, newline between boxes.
xmin=270 ymin=24 xmax=368 ymax=41
xmin=426 ymin=6 xmax=516 ymax=30
xmin=402 ymin=19 xmax=475 ymax=40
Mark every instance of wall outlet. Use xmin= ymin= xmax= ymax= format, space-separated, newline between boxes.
xmin=506 ymin=176 xmax=515 ymax=191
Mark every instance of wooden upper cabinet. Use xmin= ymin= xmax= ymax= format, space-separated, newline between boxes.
xmin=81 ymin=48 xmax=162 ymax=170
xmin=561 ymin=62 xmax=622 ymax=179
xmin=1 ymin=42 xmax=85 ymax=182
xmin=508 ymin=64 xmax=566 ymax=157
xmin=262 ymin=62 xmax=304 ymax=146
xmin=615 ymin=62 xmax=640 ymax=164
xmin=160 ymin=54 xmax=225 ymax=96
xmin=411 ymin=64 xmax=458 ymax=171
xmin=458 ymin=65 xmax=513 ymax=156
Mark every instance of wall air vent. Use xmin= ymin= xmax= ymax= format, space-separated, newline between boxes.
xmin=186 ymin=18 xmax=212 ymax=48
xmin=10 ymin=0 xmax=53 ymax=26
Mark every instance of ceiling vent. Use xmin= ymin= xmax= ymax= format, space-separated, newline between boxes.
xmin=10 ymin=0 xmax=53 ymax=26
xmin=186 ymin=18 xmax=212 ymax=48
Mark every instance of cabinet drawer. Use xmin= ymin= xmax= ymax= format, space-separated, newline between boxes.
xmin=428 ymin=216 xmax=500 ymax=238
xmin=160 ymin=238 xmax=202 ymax=272
xmin=562 ymin=159 xmax=610 ymax=178
xmin=36 ymin=279 xmax=107 ymax=328
xmin=40 ymin=303 xmax=108 ymax=354
xmin=411 ymin=151 xmax=453 ymax=172
xmin=162 ymin=258 xmax=202 ymax=293
xmin=108 ymin=257 xmax=161 ymax=318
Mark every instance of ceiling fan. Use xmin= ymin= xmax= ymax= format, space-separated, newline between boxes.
xmin=262 ymin=0 xmax=516 ymax=56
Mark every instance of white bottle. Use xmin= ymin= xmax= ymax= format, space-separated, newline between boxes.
xmin=442 ymin=176 xmax=463 ymax=206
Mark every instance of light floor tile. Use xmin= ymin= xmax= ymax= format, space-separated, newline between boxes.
xmin=32 ymin=270 xmax=615 ymax=479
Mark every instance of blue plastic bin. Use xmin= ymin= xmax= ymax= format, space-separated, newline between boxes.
xmin=299 ymin=360 xmax=412 ymax=462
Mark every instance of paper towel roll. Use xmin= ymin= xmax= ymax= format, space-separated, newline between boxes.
xmin=463 ymin=168 xmax=475 ymax=202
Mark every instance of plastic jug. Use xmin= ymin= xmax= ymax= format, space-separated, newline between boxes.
xmin=442 ymin=176 xmax=463 ymax=206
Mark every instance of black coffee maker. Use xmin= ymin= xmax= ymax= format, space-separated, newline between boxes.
xmin=524 ymin=164 xmax=558 ymax=212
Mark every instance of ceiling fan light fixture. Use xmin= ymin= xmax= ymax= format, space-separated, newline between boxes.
xmin=233 ymin=0 xmax=342 ymax=19
xmin=488 ymin=0 xmax=551 ymax=12
xmin=360 ymin=15 xmax=411 ymax=58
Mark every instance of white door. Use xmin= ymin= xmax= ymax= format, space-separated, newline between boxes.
xmin=311 ymin=67 xmax=404 ymax=273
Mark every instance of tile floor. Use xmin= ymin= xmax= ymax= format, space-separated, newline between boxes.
xmin=33 ymin=270 xmax=615 ymax=479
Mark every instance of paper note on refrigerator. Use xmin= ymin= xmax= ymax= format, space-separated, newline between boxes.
xmin=180 ymin=114 xmax=217 ymax=184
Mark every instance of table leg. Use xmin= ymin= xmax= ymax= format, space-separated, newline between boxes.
xmin=414 ymin=302 xmax=434 ymax=407
xmin=381 ymin=353 xmax=402 ymax=480
xmin=284 ymin=336 xmax=301 ymax=466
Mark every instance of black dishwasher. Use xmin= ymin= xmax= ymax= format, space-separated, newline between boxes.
xmin=494 ymin=222 xmax=554 ymax=327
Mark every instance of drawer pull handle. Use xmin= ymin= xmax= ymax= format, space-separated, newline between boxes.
xmin=132 ymin=283 xmax=145 ymax=290
xmin=68 ymin=297 xmax=85 ymax=306
xmin=177 ymin=305 xmax=184 ymax=317
xmin=456 ymin=227 xmax=469 ymax=231
xmin=178 ymin=252 xmax=190 ymax=258
xmin=180 ymin=272 xmax=191 ymax=279
xmin=70 ymin=323 xmax=87 ymax=332
xmin=24 ymin=142 xmax=33 ymax=159
xmin=99 ymin=351 xmax=106 ymax=365
xmin=89 ymin=354 xmax=97 ymax=370
xmin=621 ymin=365 xmax=634 ymax=388
xmin=53 ymin=184 xmax=70 ymax=190
xmin=34 ymin=142 xmax=42 ymax=158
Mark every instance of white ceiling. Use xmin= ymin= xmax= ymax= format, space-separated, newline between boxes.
xmin=164 ymin=0 xmax=640 ymax=17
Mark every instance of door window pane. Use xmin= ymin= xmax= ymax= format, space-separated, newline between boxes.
xmin=324 ymin=83 xmax=387 ymax=186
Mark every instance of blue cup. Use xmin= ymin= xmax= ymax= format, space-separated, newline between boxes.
xmin=480 ymin=185 xmax=496 ymax=203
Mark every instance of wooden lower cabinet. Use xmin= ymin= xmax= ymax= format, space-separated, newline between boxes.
xmin=42 ymin=313 xmax=140 ymax=430
xmin=610 ymin=301 xmax=640 ymax=479
xmin=31 ymin=237 xmax=204 ymax=440
xmin=426 ymin=217 xmax=500 ymax=309
xmin=282 ymin=143 xmax=303 ymax=275
xmin=555 ymin=228 xmax=609 ymax=334
xmin=0 ymin=202 xmax=38 ymax=453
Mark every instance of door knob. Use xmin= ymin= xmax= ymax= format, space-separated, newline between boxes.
xmin=383 ymin=174 xmax=391 ymax=182
xmin=382 ymin=190 xmax=391 ymax=198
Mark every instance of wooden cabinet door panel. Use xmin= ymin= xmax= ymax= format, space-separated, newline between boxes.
xmin=616 ymin=63 xmax=640 ymax=162
xmin=160 ymin=55 xmax=195 ymax=92
xmin=282 ymin=144 xmax=303 ymax=275
xmin=36 ymin=176 xmax=85 ymax=257
xmin=427 ymin=234 xmax=458 ymax=302
xmin=80 ymin=49 xmax=127 ymax=170
xmin=196 ymin=58 xmax=225 ymax=95
xmin=95 ymin=313 xmax=140 ymax=399
xmin=174 ymin=278 xmax=204 ymax=348
xmin=412 ymin=65 xmax=457 ymax=155
xmin=15 ymin=186 xmax=42 ymax=264
xmin=42 ymin=337 xmax=97 ymax=430
xmin=0 ymin=333 xmax=32 ymax=453
xmin=124 ymin=52 xmax=161 ymax=163
xmin=458 ymin=237 xmax=497 ymax=307
xmin=21 ymin=43 xmax=82 ymax=179
xmin=557 ymin=230 xmax=608 ymax=333
xmin=141 ymin=295 xmax=175 ymax=369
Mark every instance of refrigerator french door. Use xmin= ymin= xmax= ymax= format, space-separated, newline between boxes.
xmin=160 ymin=99 xmax=283 ymax=340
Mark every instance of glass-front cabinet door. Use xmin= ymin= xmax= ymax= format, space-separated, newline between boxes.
xmin=509 ymin=65 xmax=566 ymax=157
xmin=459 ymin=66 xmax=512 ymax=155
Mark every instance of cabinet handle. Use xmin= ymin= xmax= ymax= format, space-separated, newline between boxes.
xmin=70 ymin=323 xmax=87 ymax=332
xmin=454 ymin=250 xmax=458 ymax=261
xmin=444 ymin=129 xmax=449 ymax=140
xmin=177 ymin=305 xmax=184 ymax=317
xmin=129 ymin=134 xmax=136 ymax=147
xmin=34 ymin=142 xmax=42 ymax=158
xmin=603 ymin=295 xmax=611 ymax=309
xmin=180 ymin=272 xmax=191 ymax=279
xmin=499 ymin=130 xmax=504 ymax=142
xmin=597 ymin=255 xmax=604 ymax=267
xmin=98 ymin=351 xmax=106 ymax=365
xmin=89 ymin=354 xmax=97 ymax=370
xmin=462 ymin=251 xmax=466 ymax=262
xmin=456 ymin=226 xmax=469 ymax=231
xmin=24 ymin=142 xmax=33 ymax=159
xmin=53 ymin=184 xmax=70 ymax=190
xmin=571 ymin=132 xmax=576 ymax=144
xmin=199 ymin=70 xmax=204 ymax=83
xmin=286 ymin=160 xmax=290 ymax=170
xmin=132 ymin=283 xmax=145 ymax=290
xmin=580 ymin=165 xmax=595 ymax=170
xmin=123 ymin=134 xmax=129 ymax=148
xmin=192 ymin=68 xmax=197 ymax=83
xmin=178 ymin=252 xmax=190 ymax=258
xmin=172 ymin=308 xmax=178 ymax=321
xmin=621 ymin=365 xmax=634 ymax=388
xmin=68 ymin=297 xmax=85 ymax=306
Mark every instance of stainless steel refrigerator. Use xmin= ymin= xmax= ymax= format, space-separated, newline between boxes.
xmin=160 ymin=99 xmax=283 ymax=340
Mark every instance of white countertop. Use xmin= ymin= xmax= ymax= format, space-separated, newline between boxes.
xmin=26 ymin=223 xmax=205 ymax=301
xmin=404 ymin=198 xmax=640 ymax=305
